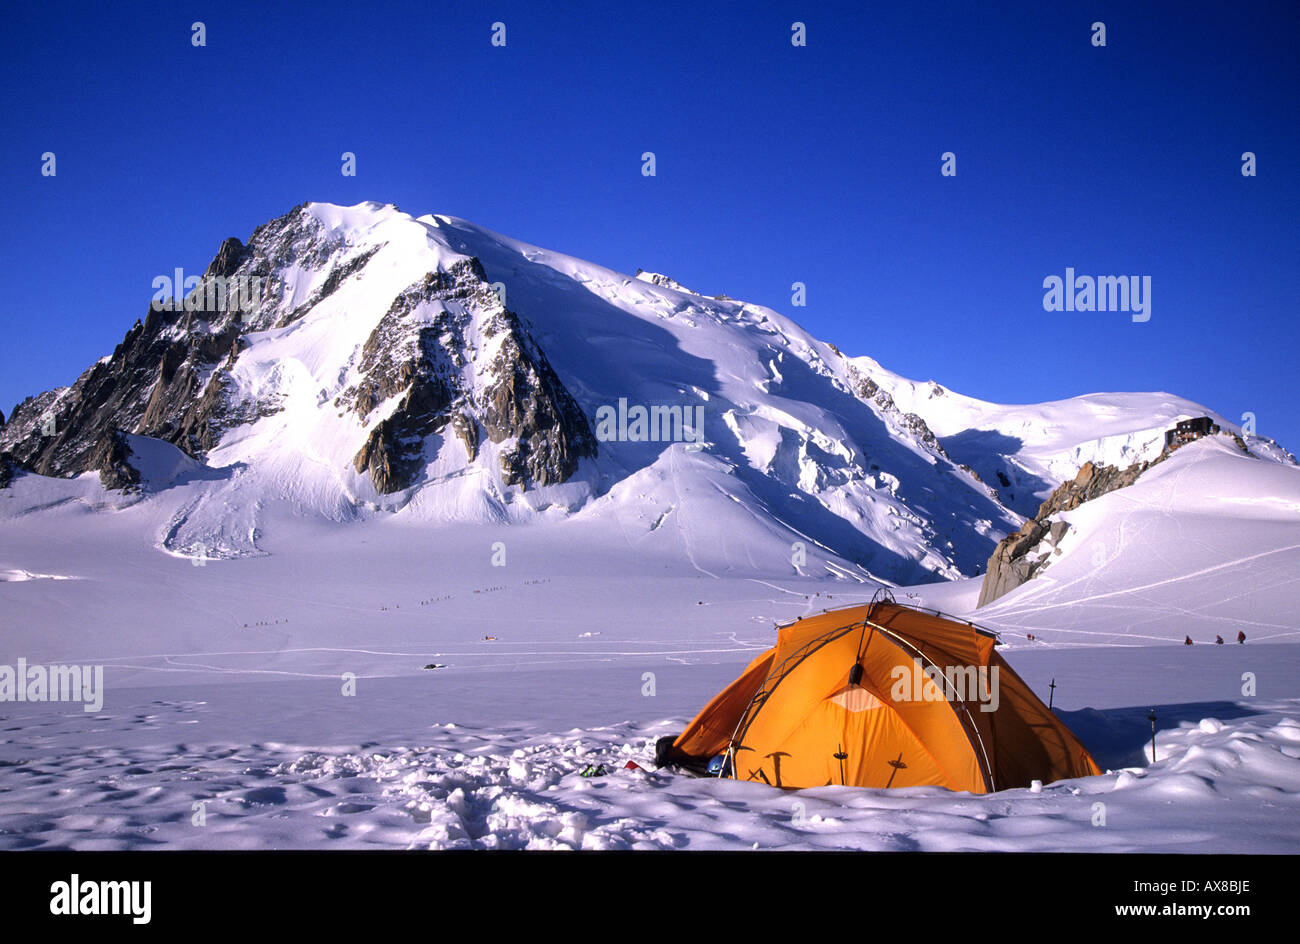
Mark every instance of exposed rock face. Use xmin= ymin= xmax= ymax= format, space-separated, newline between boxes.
xmin=345 ymin=259 xmax=596 ymax=494
xmin=2 ymin=389 xmax=67 ymax=468
xmin=634 ymin=269 xmax=697 ymax=294
xmin=208 ymin=236 xmax=249 ymax=278
xmin=480 ymin=314 xmax=596 ymax=489
xmin=0 ymin=303 xmax=238 ymax=478
xmin=846 ymin=365 xmax=952 ymax=463
xmin=452 ymin=413 xmax=478 ymax=461
xmin=977 ymin=517 xmax=1067 ymax=607
xmin=1 ymin=227 xmax=261 ymax=478
xmin=900 ymin=411 xmax=947 ymax=455
xmin=90 ymin=429 xmax=141 ymax=492
xmin=0 ymin=452 xmax=13 ymax=489
xmin=976 ymin=457 xmax=1161 ymax=607
xmin=1034 ymin=459 xmax=1153 ymax=518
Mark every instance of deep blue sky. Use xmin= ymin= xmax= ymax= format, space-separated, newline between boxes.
xmin=3 ymin=1 xmax=1297 ymax=449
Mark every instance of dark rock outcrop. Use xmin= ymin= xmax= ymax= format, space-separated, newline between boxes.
xmin=480 ymin=310 xmax=596 ymax=489
xmin=634 ymin=269 xmax=697 ymax=294
xmin=452 ymin=413 xmax=478 ymax=461
xmin=0 ymin=299 xmax=243 ymax=478
xmin=89 ymin=429 xmax=141 ymax=491
xmin=1033 ymin=459 xmax=1153 ymax=518
xmin=977 ymin=457 xmax=1162 ymax=607
xmin=346 ymin=259 xmax=595 ymax=494
xmin=207 ymin=237 xmax=249 ymax=279
xmin=977 ymin=517 xmax=1068 ymax=607
xmin=846 ymin=365 xmax=951 ymax=463
xmin=353 ymin=374 xmax=454 ymax=494
xmin=900 ymin=411 xmax=950 ymax=459
xmin=0 ymin=254 xmax=261 ymax=478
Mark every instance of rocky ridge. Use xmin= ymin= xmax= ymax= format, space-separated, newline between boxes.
xmin=977 ymin=456 xmax=1164 ymax=607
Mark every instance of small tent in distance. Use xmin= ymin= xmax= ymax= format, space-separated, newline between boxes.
xmin=659 ymin=594 xmax=1100 ymax=793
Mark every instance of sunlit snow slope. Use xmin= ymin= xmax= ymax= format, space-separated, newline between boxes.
xmin=969 ymin=436 xmax=1300 ymax=645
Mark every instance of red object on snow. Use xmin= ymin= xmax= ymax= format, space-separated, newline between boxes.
xmin=624 ymin=761 xmax=643 ymax=771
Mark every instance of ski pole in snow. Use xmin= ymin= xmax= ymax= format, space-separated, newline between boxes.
xmin=1049 ymin=678 xmax=1056 ymax=710
xmin=1147 ymin=709 xmax=1157 ymax=764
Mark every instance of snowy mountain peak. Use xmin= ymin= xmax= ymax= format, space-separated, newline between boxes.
xmin=1 ymin=201 xmax=1293 ymax=583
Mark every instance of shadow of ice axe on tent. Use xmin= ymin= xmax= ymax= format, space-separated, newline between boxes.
xmin=733 ymin=747 xmax=791 ymax=787
xmin=885 ymin=753 xmax=907 ymax=788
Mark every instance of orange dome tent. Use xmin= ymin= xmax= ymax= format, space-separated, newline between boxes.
xmin=659 ymin=594 xmax=1100 ymax=793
